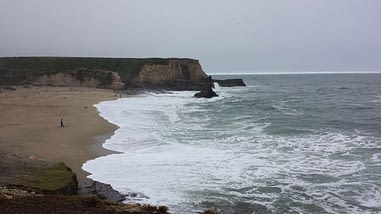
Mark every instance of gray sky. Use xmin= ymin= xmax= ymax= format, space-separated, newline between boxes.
xmin=1 ymin=0 xmax=380 ymax=73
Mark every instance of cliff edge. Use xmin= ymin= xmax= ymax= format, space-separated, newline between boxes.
xmin=0 ymin=57 xmax=208 ymax=90
xmin=133 ymin=59 xmax=207 ymax=90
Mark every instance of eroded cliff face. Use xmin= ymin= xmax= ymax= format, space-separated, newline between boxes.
xmin=34 ymin=70 xmax=125 ymax=90
xmin=0 ymin=57 xmax=208 ymax=90
xmin=132 ymin=59 xmax=208 ymax=90
xmin=32 ymin=59 xmax=206 ymax=90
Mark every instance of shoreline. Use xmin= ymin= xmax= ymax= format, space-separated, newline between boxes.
xmin=0 ymin=86 xmax=120 ymax=179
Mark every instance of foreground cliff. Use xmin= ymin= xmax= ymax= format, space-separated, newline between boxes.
xmin=0 ymin=154 xmax=170 ymax=213
xmin=0 ymin=57 xmax=208 ymax=90
xmin=0 ymin=154 xmax=78 ymax=195
xmin=0 ymin=187 xmax=170 ymax=214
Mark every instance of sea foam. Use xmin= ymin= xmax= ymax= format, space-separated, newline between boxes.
xmin=83 ymin=74 xmax=381 ymax=213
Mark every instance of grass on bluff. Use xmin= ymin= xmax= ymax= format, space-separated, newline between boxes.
xmin=0 ymin=57 xmax=171 ymax=85
xmin=24 ymin=162 xmax=76 ymax=192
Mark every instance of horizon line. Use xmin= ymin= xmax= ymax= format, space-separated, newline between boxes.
xmin=209 ymin=71 xmax=381 ymax=75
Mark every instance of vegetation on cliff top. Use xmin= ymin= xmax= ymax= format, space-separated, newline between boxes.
xmin=25 ymin=162 xmax=77 ymax=193
xmin=0 ymin=57 xmax=197 ymax=86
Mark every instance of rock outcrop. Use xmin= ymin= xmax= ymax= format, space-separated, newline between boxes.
xmin=0 ymin=186 xmax=170 ymax=214
xmin=132 ymin=59 xmax=208 ymax=90
xmin=213 ymin=78 xmax=246 ymax=87
xmin=79 ymin=178 xmax=126 ymax=203
xmin=194 ymin=76 xmax=218 ymax=98
xmin=0 ymin=153 xmax=78 ymax=195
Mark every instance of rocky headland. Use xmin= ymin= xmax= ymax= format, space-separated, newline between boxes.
xmin=0 ymin=57 xmax=245 ymax=93
xmin=0 ymin=57 xmax=208 ymax=91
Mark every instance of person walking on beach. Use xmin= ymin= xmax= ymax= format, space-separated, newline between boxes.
xmin=60 ymin=118 xmax=64 ymax=128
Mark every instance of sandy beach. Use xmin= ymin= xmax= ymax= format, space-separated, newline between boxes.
xmin=0 ymin=86 xmax=119 ymax=179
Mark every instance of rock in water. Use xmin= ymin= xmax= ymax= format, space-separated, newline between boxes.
xmin=213 ymin=78 xmax=246 ymax=87
xmin=194 ymin=76 xmax=218 ymax=98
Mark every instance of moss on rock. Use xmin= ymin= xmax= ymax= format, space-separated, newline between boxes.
xmin=0 ymin=154 xmax=78 ymax=195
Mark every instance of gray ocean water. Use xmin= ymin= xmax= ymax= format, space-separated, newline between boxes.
xmin=84 ymin=73 xmax=381 ymax=213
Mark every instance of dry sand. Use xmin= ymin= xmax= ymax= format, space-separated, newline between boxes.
xmin=0 ymin=86 xmax=120 ymax=178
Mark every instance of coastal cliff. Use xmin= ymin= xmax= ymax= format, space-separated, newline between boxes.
xmin=0 ymin=57 xmax=208 ymax=90
xmin=34 ymin=69 xmax=125 ymax=90
xmin=132 ymin=59 xmax=207 ymax=90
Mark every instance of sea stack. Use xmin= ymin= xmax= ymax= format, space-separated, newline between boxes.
xmin=194 ymin=76 xmax=218 ymax=98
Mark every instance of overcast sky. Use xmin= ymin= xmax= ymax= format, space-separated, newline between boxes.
xmin=1 ymin=0 xmax=380 ymax=73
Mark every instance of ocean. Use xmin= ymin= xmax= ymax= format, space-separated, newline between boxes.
xmin=83 ymin=73 xmax=381 ymax=213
